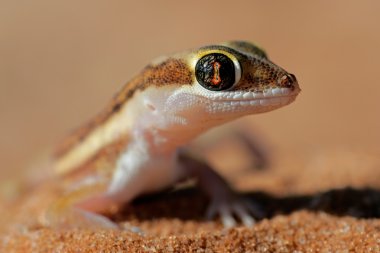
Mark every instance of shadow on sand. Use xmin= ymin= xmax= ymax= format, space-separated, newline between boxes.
xmin=114 ymin=186 xmax=380 ymax=222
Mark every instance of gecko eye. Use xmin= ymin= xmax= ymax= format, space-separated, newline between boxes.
xmin=195 ymin=53 xmax=240 ymax=91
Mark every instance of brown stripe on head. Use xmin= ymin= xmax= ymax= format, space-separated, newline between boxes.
xmin=55 ymin=58 xmax=193 ymax=159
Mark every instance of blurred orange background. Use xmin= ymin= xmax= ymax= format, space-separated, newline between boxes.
xmin=1 ymin=1 xmax=379 ymax=179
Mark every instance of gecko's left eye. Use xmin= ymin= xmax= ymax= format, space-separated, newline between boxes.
xmin=195 ymin=53 xmax=241 ymax=91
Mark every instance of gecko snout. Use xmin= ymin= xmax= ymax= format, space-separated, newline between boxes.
xmin=277 ymin=73 xmax=299 ymax=90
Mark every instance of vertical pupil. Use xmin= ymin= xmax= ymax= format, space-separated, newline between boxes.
xmin=211 ymin=62 xmax=221 ymax=85
xmin=195 ymin=53 xmax=236 ymax=91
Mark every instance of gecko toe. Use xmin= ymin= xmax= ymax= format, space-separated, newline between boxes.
xmin=205 ymin=197 xmax=263 ymax=228
xmin=219 ymin=204 xmax=237 ymax=228
xmin=233 ymin=203 xmax=255 ymax=226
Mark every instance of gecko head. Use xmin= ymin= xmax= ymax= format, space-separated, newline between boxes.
xmin=155 ymin=41 xmax=301 ymax=130
xmin=133 ymin=41 xmax=300 ymax=141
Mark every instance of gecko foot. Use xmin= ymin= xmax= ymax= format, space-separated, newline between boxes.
xmin=73 ymin=209 xmax=119 ymax=229
xmin=44 ymin=207 xmax=145 ymax=234
xmin=43 ymin=206 xmax=119 ymax=230
xmin=178 ymin=151 xmax=265 ymax=228
xmin=205 ymin=195 xmax=265 ymax=228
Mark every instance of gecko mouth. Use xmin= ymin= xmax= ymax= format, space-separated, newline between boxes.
xmin=208 ymin=87 xmax=300 ymax=104
xmin=187 ymin=87 xmax=301 ymax=113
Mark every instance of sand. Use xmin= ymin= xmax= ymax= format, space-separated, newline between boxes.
xmin=1 ymin=147 xmax=380 ymax=252
xmin=3 ymin=212 xmax=380 ymax=252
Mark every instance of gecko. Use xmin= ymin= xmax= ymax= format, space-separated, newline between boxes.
xmin=42 ymin=41 xmax=300 ymax=229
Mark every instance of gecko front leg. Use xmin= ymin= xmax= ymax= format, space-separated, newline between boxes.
xmin=75 ymin=143 xmax=150 ymax=214
xmin=178 ymin=151 xmax=265 ymax=228
xmin=44 ymin=141 xmax=153 ymax=230
xmin=74 ymin=139 xmax=179 ymax=220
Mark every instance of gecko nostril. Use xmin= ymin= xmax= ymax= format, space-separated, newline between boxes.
xmin=278 ymin=73 xmax=296 ymax=88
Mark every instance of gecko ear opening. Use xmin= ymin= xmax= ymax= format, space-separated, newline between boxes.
xmin=195 ymin=53 xmax=241 ymax=91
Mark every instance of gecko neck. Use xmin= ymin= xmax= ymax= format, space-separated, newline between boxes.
xmin=130 ymin=124 xmax=207 ymax=155
xmin=129 ymin=86 xmax=246 ymax=154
